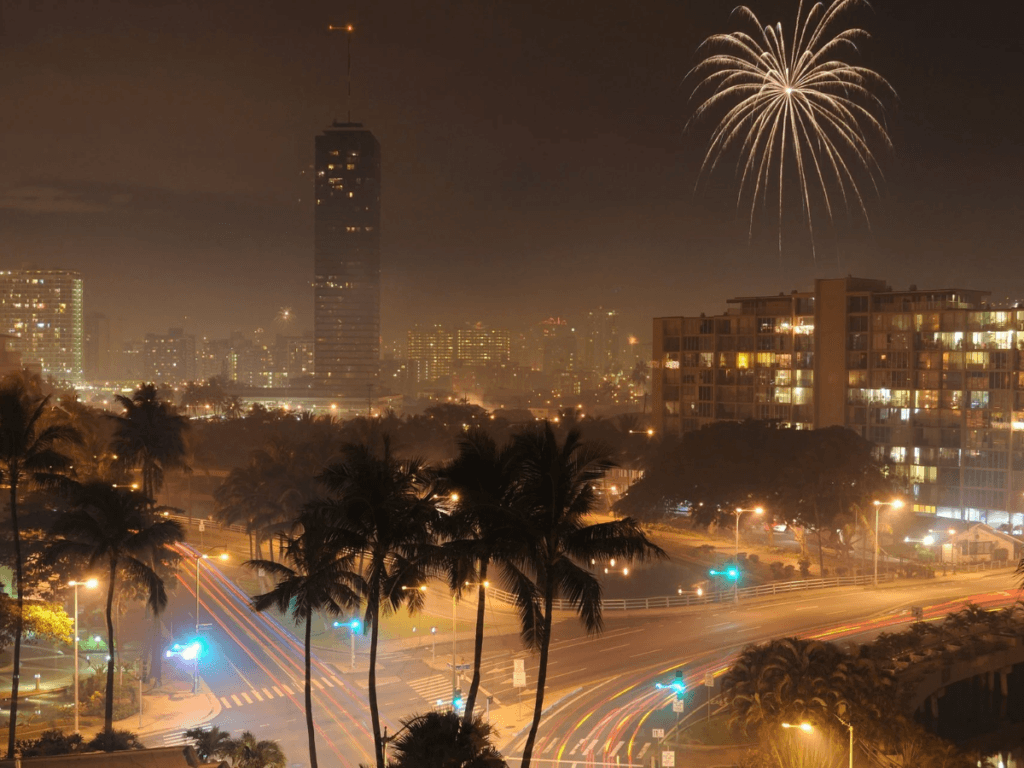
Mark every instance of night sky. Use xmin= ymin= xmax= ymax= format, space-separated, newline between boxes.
xmin=1 ymin=0 xmax=1021 ymax=346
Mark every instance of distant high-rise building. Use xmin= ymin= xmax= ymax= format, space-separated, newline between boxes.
xmin=0 ymin=269 xmax=83 ymax=383
xmin=581 ymin=307 xmax=621 ymax=376
xmin=144 ymin=328 xmax=196 ymax=385
xmin=84 ymin=312 xmax=112 ymax=381
xmin=456 ymin=324 xmax=511 ymax=366
xmin=407 ymin=325 xmax=454 ymax=384
xmin=313 ymin=122 xmax=381 ymax=397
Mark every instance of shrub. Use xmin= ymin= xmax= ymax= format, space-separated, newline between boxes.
xmin=747 ymin=554 xmax=759 ymax=564
xmin=783 ymin=564 xmax=796 ymax=579
xmin=769 ymin=562 xmax=784 ymax=579
xmin=86 ymin=730 xmax=144 ymax=752
xmin=798 ymin=558 xmax=811 ymax=578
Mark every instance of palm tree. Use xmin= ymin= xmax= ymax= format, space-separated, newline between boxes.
xmin=0 ymin=380 xmax=79 ymax=756
xmin=224 ymin=395 xmax=246 ymax=420
xmin=225 ymin=730 xmax=286 ymax=768
xmin=512 ymin=423 xmax=664 ymax=768
xmin=45 ymin=482 xmax=184 ymax=734
xmin=184 ymin=725 xmax=232 ymax=762
xmin=314 ymin=436 xmax=440 ymax=768
xmin=108 ymin=383 xmax=190 ymax=502
xmin=437 ymin=430 xmax=530 ymax=731
xmin=386 ymin=710 xmax=507 ymax=767
xmin=246 ymin=511 xmax=363 ymax=768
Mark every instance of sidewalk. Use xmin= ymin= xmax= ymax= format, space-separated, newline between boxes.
xmin=114 ymin=675 xmax=221 ymax=741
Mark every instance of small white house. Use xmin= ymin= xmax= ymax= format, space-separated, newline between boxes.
xmin=948 ymin=523 xmax=1023 ymax=565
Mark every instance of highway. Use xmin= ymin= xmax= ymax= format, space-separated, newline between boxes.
xmin=156 ymin=546 xmax=1021 ymax=768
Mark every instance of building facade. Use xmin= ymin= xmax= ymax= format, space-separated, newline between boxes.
xmin=143 ymin=328 xmax=196 ymax=385
xmin=652 ymin=277 xmax=1024 ymax=525
xmin=313 ymin=122 xmax=381 ymax=397
xmin=407 ymin=325 xmax=454 ymax=384
xmin=0 ymin=269 xmax=83 ymax=383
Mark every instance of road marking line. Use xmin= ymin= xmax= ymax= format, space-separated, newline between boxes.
xmin=231 ymin=695 xmax=243 ymax=706
xmin=241 ymin=693 xmax=253 ymax=704
xmin=220 ymin=697 xmax=231 ymax=709
xmin=321 ymin=676 xmax=335 ymax=688
xmin=630 ymin=649 xmax=659 ymax=657
xmin=263 ymin=688 xmax=273 ymax=699
xmin=251 ymin=690 xmax=264 ymax=702
xmin=273 ymin=686 xmax=283 ymax=697
xmin=282 ymin=685 xmax=294 ymax=695
xmin=312 ymin=679 xmax=324 ymax=690
xmin=547 ymin=667 xmax=587 ymax=680
xmin=637 ymin=742 xmax=651 ymax=759
xmin=570 ymin=739 xmax=584 ymax=755
xmin=610 ymin=740 xmax=624 ymax=756
xmin=330 ymin=676 xmax=343 ymax=686
xmin=543 ymin=739 xmax=557 ymax=754
xmin=585 ymin=739 xmax=597 ymax=754
xmin=603 ymin=644 xmax=631 ymax=652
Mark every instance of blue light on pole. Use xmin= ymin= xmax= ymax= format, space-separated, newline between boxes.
xmin=709 ymin=567 xmax=740 ymax=581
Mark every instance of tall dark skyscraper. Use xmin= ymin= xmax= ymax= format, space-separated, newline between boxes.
xmin=313 ymin=122 xmax=381 ymax=397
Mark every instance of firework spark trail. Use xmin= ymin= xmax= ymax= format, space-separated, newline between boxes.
xmin=687 ymin=0 xmax=895 ymax=257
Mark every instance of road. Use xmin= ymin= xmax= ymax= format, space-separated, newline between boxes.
xmin=157 ymin=545 xmax=1021 ymax=768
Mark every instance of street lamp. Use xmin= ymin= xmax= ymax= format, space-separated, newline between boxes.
xmin=69 ymin=578 xmax=98 ymax=734
xmin=195 ymin=549 xmax=229 ymax=634
xmin=733 ymin=507 xmax=763 ymax=602
xmin=782 ymin=718 xmax=853 ymax=768
xmin=872 ymin=499 xmax=904 ymax=587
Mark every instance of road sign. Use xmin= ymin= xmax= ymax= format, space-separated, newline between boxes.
xmin=704 ymin=672 xmax=715 ymax=688
xmin=651 ymin=728 xmax=665 ymax=739
xmin=661 ymin=750 xmax=676 ymax=766
xmin=513 ymin=658 xmax=526 ymax=688
xmin=447 ymin=663 xmax=472 ymax=671
xmin=672 ymin=700 xmax=685 ymax=713
xmin=198 ymin=521 xmax=205 ymax=532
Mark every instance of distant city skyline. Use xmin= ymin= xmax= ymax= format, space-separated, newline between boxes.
xmin=1 ymin=0 xmax=1020 ymax=349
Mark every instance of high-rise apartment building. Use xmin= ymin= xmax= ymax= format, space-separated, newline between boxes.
xmin=407 ymin=326 xmax=454 ymax=384
xmin=456 ymin=325 xmax=511 ymax=366
xmin=313 ymin=122 xmax=381 ymax=397
xmin=84 ymin=312 xmax=112 ymax=381
xmin=652 ymin=277 xmax=1024 ymax=525
xmin=144 ymin=328 xmax=197 ymax=385
xmin=0 ymin=269 xmax=83 ymax=383
xmin=580 ymin=307 xmax=621 ymax=376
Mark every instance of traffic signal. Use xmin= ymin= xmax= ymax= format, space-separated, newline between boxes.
xmin=671 ymin=669 xmax=685 ymax=699
xmin=453 ymin=687 xmax=464 ymax=712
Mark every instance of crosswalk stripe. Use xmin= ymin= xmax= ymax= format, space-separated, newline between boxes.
xmin=407 ymin=674 xmax=453 ymax=703
xmin=321 ymin=676 xmax=335 ymax=688
xmin=330 ymin=676 xmax=343 ymax=687
xmin=570 ymin=741 xmax=581 ymax=756
xmin=312 ymin=679 xmax=324 ymax=690
xmin=163 ymin=731 xmax=189 ymax=746
xmin=273 ymin=686 xmax=283 ymax=697
xmin=220 ymin=697 xmax=231 ymax=709
xmin=263 ymin=688 xmax=273 ymax=699
xmin=610 ymin=740 xmax=624 ymax=757
xmin=251 ymin=690 xmax=264 ymax=702
xmin=585 ymin=739 xmax=597 ymax=754
xmin=242 ymin=693 xmax=253 ymax=704
xmin=637 ymin=742 xmax=651 ymax=759
xmin=543 ymin=739 xmax=557 ymax=754
xmin=231 ymin=695 xmax=242 ymax=706
xmin=283 ymin=684 xmax=294 ymax=695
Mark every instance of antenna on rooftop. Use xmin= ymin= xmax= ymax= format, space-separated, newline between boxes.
xmin=328 ymin=23 xmax=355 ymax=123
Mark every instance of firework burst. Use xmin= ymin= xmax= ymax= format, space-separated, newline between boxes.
xmin=688 ymin=0 xmax=895 ymax=255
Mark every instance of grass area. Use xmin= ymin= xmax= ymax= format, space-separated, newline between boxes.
xmin=676 ymin=712 xmax=744 ymax=746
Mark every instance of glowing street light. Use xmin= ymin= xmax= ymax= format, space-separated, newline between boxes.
xmin=333 ymin=618 xmax=361 ymax=670
xmin=69 ymin=578 xmax=98 ymax=734
xmin=872 ymin=499 xmax=904 ymax=587
xmin=782 ymin=718 xmax=853 ymax=768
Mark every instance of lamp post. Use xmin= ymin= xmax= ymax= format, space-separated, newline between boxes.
xmin=733 ymin=507 xmax=763 ymax=602
xmin=872 ymin=499 xmax=904 ymax=587
xmin=782 ymin=719 xmax=853 ymax=768
xmin=69 ymin=578 xmax=98 ymax=734
xmin=195 ymin=548 xmax=229 ymax=634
